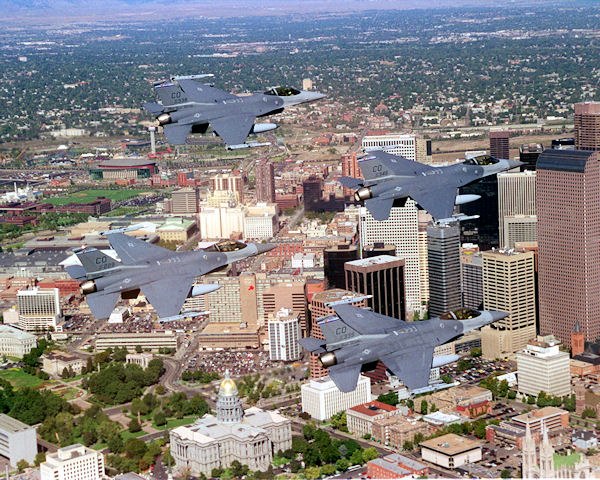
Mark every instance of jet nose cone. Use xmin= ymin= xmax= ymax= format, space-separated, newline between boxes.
xmin=255 ymin=242 xmax=276 ymax=254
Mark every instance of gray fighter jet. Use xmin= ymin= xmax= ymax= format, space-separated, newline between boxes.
xmin=64 ymin=234 xmax=274 ymax=320
xmin=300 ymin=305 xmax=507 ymax=392
xmin=340 ymin=150 xmax=523 ymax=221
xmin=143 ymin=75 xmax=325 ymax=148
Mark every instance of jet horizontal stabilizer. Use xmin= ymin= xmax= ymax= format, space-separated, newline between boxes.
xmin=298 ymin=337 xmax=327 ymax=354
xmin=338 ymin=176 xmax=363 ymax=189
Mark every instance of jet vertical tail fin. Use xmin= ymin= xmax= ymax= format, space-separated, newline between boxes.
xmin=154 ymin=81 xmax=187 ymax=106
xmin=318 ymin=315 xmax=361 ymax=345
xmin=76 ymin=249 xmax=121 ymax=275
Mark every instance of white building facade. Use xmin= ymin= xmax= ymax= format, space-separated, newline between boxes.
xmin=0 ymin=414 xmax=37 ymax=467
xmin=268 ymin=308 xmax=302 ymax=361
xmin=40 ymin=444 xmax=105 ymax=480
xmin=359 ymin=202 xmax=422 ymax=315
xmin=0 ymin=325 xmax=37 ymax=358
xmin=301 ymin=375 xmax=371 ymax=421
xmin=17 ymin=288 xmax=61 ymax=332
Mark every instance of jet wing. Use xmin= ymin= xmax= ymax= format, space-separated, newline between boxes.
xmin=163 ymin=124 xmax=191 ymax=145
xmin=210 ymin=115 xmax=255 ymax=147
xmin=333 ymin=304 xmax=407 ymax=334
xmin=86 ymin=292 xmax=120 ymax=320
xmin=141 ymin=276 xmax=194 ymax=319
xmin=380 ymin=346 xmax=434 ymax=390
xmin=108 ymin=234 xmax=169 ymax=265
xmin=359 ymin=150 xmax=432 ymax=181
xmin=177 ymin=79 xmax=237 ymax=103
xmin=365 ymin=197 xmax=395 ymax=221
xmin=328 ymin=364 xmax=362 ymax=393
xmin=409 ymin=187 xmax=457 ymax=221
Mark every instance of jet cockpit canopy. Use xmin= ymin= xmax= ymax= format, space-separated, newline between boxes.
xmin=463 ymin=154 xmax=499 ymax=166
xmin=439 ymin=308 xmax=481 ymax=320
xmin=205 ymin=240 xmax=248 ymax=252
xmin=264 ymin=86 xmax=302 ymax=97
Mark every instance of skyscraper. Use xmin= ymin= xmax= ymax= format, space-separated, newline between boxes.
xmin=359 ymin=201 xmax=422 ymax=316
xmin=480 ymin=249 xmax=536 ymax=359
xmin=427 ymin=223 xmax=461 ymax=317
xmin=255 ymin=159 xmax=275 ymax=203
xmin=537 ymin=149 xmax=600 ymax=347
xmin=489 ymin=130 xmax=510 ymax=159
xmin=302 ymin=176 xmax=323 ymax=212
xmin=344 ymin=255 xmax=406 ymax=319
xmin=460 ymin=246 xmax=483 ymax=310
xmin=210 ymin=173 xmax=244 ymax=204
xmin=323 ymin=244 xmax=359 ymax=289
xmin=497 ymin=170 xmax=537 ymax=248
xmin=574 ymin=101 xmax=600 ymax=151
xmin=361 ymin=133 xmax=431 ymax=162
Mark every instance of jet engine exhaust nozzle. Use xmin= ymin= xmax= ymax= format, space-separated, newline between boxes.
xmin=156 ymin=113 xmax=172 ymax=126
xmin=354 ymin=187 xmax=373 ymax=202
xmin=80 ymin=280 xmax=97 ymax=295
xmin=319 ymin=352 xmax=338 ymax=368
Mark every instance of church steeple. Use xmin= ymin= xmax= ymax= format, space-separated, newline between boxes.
xmin=538 ymin=420 xmax=555 ymax=478
xmin=522 ymin=423 xmax=537 ymax=479
xmin=572 ymin=320 xmax=585 ymax=356
xmin=216 ymin=370 xmax=244 ymax=423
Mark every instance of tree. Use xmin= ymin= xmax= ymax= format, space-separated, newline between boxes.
xmin=563 ymin=394 xmax=576 ymax=412
xmin=124 ymin=438 xmax=147 ymax=459
xmin=349 ymin=449 xmax=363 ymax=465
xmin=501 ymin=468 xmax=513 ymax=478
xmin=128 ymin=418 xmax=142 ymax=433
xmin=420 ymin=400 xmax=428 ymax=415
xmin=440 ymin=374 xmax=453 ymax=384
xmin=335 ymin=458 xmax=350 ymax=472
xmin=34 ymin=452 xmax=46 ymax=466
xmin=470 ymin=347 xmax=482 ymax=357
xmin=362 ymin=447 xmax=379 ymax=462
xmin=403 ymin=440 xmax=414 ymax=451
xmin=582 ymin=407 xmax=597 ymax=419
xmin=154 ymin=411 xmax=167 ymax=427
xmin=377 ymin=391 xmax=399 ymax=406
xmin=135 ymin=345 xmax=143 ymax=353
xmin=303 ymin=423 xmax=317 ymax=440
xmin=16 ymin=460 xmax=28 ymax=473
xmin=304 ymin=466 xmax=321 ymax=480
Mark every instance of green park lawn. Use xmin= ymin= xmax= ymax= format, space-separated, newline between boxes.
xmin=0 ymin=368 xmax=45 ymax=388
xmin=45 ymin=189 xmax=148 ymax=206
xmin=153 ymin=416 xmax=196 ymax=431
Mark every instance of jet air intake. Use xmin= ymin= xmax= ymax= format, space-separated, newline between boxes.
xmin=354 ymin=187 xmax=373 ymax=202
xmin=80 ymin=280 xmax=97 ymax=295
xmin=455 ymin=194 xmax=481 ymax=205
xmin=251 ymin=123 xmax=278 ymax=134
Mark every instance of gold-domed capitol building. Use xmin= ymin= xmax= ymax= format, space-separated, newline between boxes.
xmin=170 ymin=370 xmax=292 ymax=476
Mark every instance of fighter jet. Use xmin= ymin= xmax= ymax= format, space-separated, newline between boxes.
xmin=143 ymin=75 xmax=325 ymax=148
xmin=299 ymin=305 xmax=507 ymax=392
xmin=339 ymin=150 xmax=523 ymax=221
xmin=64 ymin=234 xmax=274 ymax=320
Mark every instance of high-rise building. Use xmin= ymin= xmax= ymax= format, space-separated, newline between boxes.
xmin=170 ymin=187 xmax=200 ymax=214
xmin=519 ymin=143 xmax=543 ymax=171
xmin=537 ymin=149 xmax=600 ymax=347
xmin=480 ymin=250 xmax=536 ymax=359
xmin=516 ymin=335 xmax=571 ymax=397
xmin=261 ymin=281 xmax=307 ymax=334
xmin=361 ymin=133 xmax=431 ymax=163
xmin=303 ymin=176 xmax=323 ymax=212
xmin=40 ymin=444 xmax=105 ymax=480
xmin=574 ymin=101 xmax=600 ymax=151
xmin=309 ymin=289 xmax=367 ymax=379
xmin=497 ymin=170 xmax=537 ymax=248
xmin=460 ymin=246 xmax=483 ymax=310
xmin=323 ymin=244 xmax=359 ymax=289
xmin=344 ymin=255 xmax=405 ymax=319
xmin=417 ymin=212 xmax=430 ymax=307
xmin=489 ymin=130 xmax=510 ymax=159
xmin=341 ymin=152 xmax=362 ymax=197
xmin=210 ymin=173 xmax=244 ymax=204
xmin=301 ymin=375 xmax=371 ymax=421
xmin=0 ymin=414 xmax=37 ymax=467
xmin=17 ymin=288 xmax=61 ymax=332
xmin=359 ymin=201 xmax=422 ymax=316
xmin=255 ymin=159 xmax=275 ymax=203
xmin=427 ymin=223 xmax=461 ymax=317
xmin=268 ymin=308 xmax=302 ymax=361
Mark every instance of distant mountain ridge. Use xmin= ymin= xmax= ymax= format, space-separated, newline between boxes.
xmin=0 ymin=0 xmax=579 ymax=23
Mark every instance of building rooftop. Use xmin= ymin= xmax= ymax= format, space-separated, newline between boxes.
xmin=0 ymin=413 xmax=34 ymax=433
xmin=345 ymin=254 xmax=402 ymax=267
xmin=96 ymin=157 xmax=157 ymax=168
xmin=420 ymin=433 xmax=481 ymax=456
xmin=512 ymin=406 xmax=567 ymax=424
xmin=311 ymin=288 xmax=368 ymax=305
xmin=537 ymin=149 xmax=594 ymax=173
xmin=349 ymin=400 xmax=397 ymax=417
xmin=0 ymin=324 xmax=36 ymax=341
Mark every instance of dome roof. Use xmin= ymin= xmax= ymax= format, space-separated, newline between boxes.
xmin=219 ymin=370 xmax=238 ymax=396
